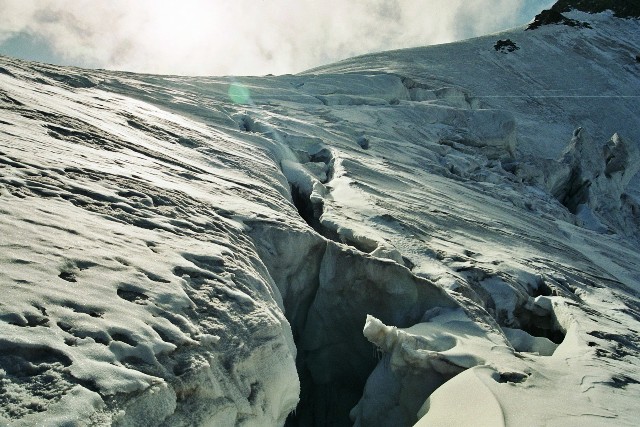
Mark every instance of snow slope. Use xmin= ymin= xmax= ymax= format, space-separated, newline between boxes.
xmin=1 ymin=4 xmax=640 ymax=427
xmin=309 ymin=9 xmax=640 ymax=159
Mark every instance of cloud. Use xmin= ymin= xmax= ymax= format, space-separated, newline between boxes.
xmin=0 ymin=0 xmax=555 ymax=76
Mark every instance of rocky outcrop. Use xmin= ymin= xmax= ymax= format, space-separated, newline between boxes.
xmin=528 ymin=0 xmax=640 ymax=30
xmin=552 ymin=0 xmax=640 ymax=18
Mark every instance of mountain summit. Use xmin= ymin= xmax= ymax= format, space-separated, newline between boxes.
xmin=552 ymin=0 xmax=640 ymax=18
xmin=1 ymin=2 xmax=639 ymax=426
xmin=529 ymin=0 xmax=640 ymax=29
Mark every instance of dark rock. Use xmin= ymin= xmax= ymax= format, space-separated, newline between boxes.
xmin=553 ymin=0 xmax=640 ymax=18
xmin=494 ymin=39 xmax=520 ymax=53
xmin=528 ymin=8 xmax=592 ymax=30
xmin=528 ymin=0 xmax=640 ymax=31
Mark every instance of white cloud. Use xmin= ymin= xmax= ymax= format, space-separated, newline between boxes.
xmin=0 ymin=0 xmax=555 ymax=76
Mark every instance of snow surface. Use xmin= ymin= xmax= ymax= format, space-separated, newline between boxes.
xmin=1 ymin=7 xmax=640 ymax=427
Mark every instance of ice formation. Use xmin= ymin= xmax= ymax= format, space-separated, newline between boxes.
xmin=1 ymin=1 xmax=639 ymax=426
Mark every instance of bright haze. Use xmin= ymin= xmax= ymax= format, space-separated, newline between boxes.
xmin=0 ymin=0 xmax=554 ymax=76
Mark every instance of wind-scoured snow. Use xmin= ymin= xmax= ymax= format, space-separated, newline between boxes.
xmin=1 ymin=4 xmax=640 ymax=427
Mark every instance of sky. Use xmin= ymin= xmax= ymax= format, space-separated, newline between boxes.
xmin=0 ymin=0 xmax=555 ymax=76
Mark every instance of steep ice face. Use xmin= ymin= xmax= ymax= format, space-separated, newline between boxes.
xmin=553 ymin=128 xmax=640 ymax=234
xmin=1 ymin=6 xmax=640 ymax=427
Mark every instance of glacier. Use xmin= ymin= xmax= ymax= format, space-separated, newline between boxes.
xmin=1 ymin=3 xmax=639 ymax=427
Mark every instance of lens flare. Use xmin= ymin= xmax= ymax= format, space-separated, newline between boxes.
xmin=228 ymin=82 xmax=251 ymax=104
